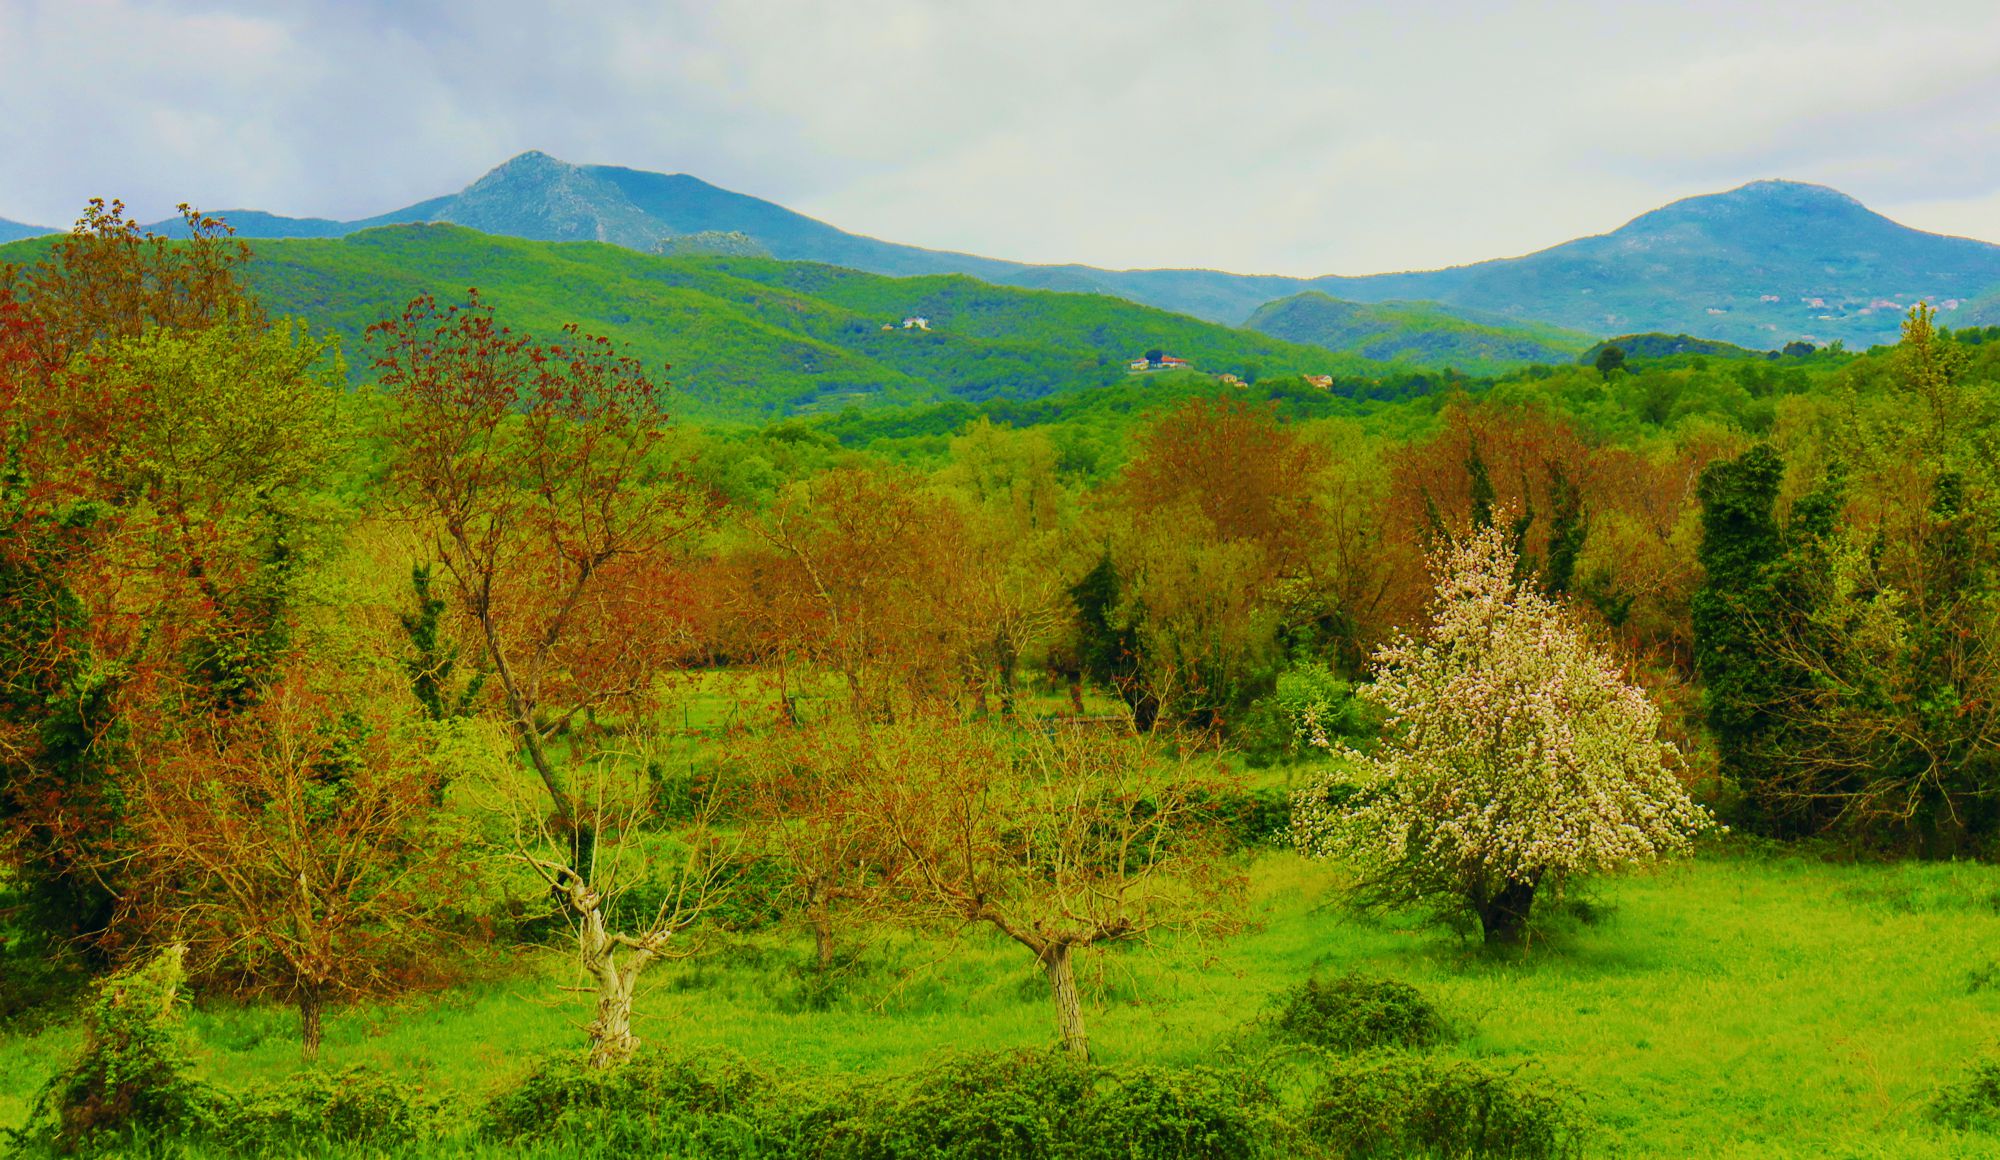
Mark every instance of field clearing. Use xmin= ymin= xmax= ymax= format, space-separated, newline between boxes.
xmin=4 ymin=844 xmax=1998 ymax=1157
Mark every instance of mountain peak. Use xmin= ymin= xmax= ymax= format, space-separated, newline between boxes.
xmin=439 ymin=151 xmax=668 ymax=248
xmin=1723 ymin=178 xmax=1865 ymax=205
xmin=1620 ymin=178 xmax=1880 ymax=236
xmin=475 ymin=150 xmax=576 ymax=182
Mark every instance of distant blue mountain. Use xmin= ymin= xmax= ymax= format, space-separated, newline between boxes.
xmin=0 ymin=218 xmax=52 ymax=243
xmin=134 ymin=153 xmax=2000 ymax=346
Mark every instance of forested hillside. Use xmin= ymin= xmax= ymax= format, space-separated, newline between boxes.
xmin=1244 ymin=292 xmax=1594 ymax=373
xmin=66 ymin=223 xmax=1368 ymax=420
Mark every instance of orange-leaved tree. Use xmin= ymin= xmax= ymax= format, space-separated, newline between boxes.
xmin=372 ymin=291 xmax=714 ymax=872
xmin=862 ymin=716 xmax=1244 ymax=1059
xmin=126 ymin=662 xmax=474 ymax=1060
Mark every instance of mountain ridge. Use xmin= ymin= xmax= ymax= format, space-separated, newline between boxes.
xmin=1245 ymin=292 xmax=1595 ymax=373
xmin=91 ymin=154 xmax=2000 ymax=345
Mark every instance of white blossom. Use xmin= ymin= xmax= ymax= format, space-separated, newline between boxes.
xmin=1292 ymin=523 xmax=1715 ymax=932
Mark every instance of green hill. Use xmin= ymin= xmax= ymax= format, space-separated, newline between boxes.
xmin=7 ymin=224 xmax=1366 ymax=423
xmin=1579 ymin=333 xmax=1778 ymax=363
xmin=1244 ymin=292 xmax=1593 ymax=373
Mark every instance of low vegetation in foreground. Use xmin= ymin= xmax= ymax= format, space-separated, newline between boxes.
xmin=5 ymin=847 xmax=2000 ymax=1157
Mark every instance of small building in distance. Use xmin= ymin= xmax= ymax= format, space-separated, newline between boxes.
xmin=901 ymin=316 xmax=931 ymax=330
xmin=1129 ymin=353 xmax=1191 ymax=372
xmin=1304 ymin=374 xmax=1334 ymax=390
xmin=1218 ymin=373 xmax=1243 ymax=386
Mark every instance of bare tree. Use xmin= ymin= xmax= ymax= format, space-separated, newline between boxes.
xmin=128 ymin=663 xmax=472 ymax=1061
xmin=489 ymin=725 xmax=739 ymax=1068
xmin=858 ymin=717 xmax=1243 ymax=1059
xmin=730 ymin=719 xmax=907 ymax=975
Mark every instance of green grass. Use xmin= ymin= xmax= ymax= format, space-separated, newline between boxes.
xmin=7 ymin=845 xmax=2000 ymax=1156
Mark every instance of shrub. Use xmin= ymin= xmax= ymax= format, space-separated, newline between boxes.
xmin=221 ymin=1066 xmax=449 ymax=1150
xmin=1239 ymin=661 xmax=1370 ymax=765
xmin=1273 ymin=975 xmax=1450 ymax=1054
xmin=1190 ymin=787 xmax=1293 ymax=851
xmin=1931 ymin=1057 xmax=2000 ymax=1133
xmin=854 ymin=1051 xmax=1086 ymax=1158
xmin=483 ymin=1049 xmax=787 ymax=1156
xmin=1302 ymin=1055 xmax=1584 ymax=1159
xmin=483 ymin=1048 xmax=1271 ymax=1160
xmin=16 ymin=945 xmax=220 ymax=1153
xmin=1073 ymin=1065 xmax=1271 ymax=1160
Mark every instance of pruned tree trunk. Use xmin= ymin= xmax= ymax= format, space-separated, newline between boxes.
xmin=544 ymin=864 xmax=664 ymax=1068
xmin=1041 ymin=942 xmax=1089 ymax=1060
xmin=298 ymin=983 xmax=323 ymax=1062
xmin=811 ymin=899 xmax=836 ymax=973
xmin=1478 ymin=877 xmax=1538 ymax=945
xmin=587 ymin=955 xmax=642 ymax=1067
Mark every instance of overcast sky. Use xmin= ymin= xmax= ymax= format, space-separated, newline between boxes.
xmin=3 ymin=0 xmax=1998 ymax=276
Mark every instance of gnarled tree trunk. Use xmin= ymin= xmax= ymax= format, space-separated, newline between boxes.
xmin=298 ymin=983 xmax=323 ymax=1062
xmin=1041 ymin=941 xmax=1089 ymax=1060
xmin=1477 ymin=876 xmax=1539 ymax=945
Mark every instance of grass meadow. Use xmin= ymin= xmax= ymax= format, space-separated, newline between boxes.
xmin=5 ymin=844 xmax=1999 ymax=1157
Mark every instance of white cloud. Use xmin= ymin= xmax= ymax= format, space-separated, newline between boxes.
xmin=0 ymin=0 xmax=1995 ymax=274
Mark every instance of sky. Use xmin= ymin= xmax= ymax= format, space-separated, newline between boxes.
xmin=3 ymin=0 xmax=1999 ymax=277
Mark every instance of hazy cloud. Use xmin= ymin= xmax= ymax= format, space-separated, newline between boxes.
xmin=1 ymin=0 xmax=1996 ymax=274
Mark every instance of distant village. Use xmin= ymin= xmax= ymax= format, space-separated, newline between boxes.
xmin=1127 ymin=350 xmax=1336 ymax=390
xmin=882 ymin=325 xmax=1339 ymax=391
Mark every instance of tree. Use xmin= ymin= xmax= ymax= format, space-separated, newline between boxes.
xmin=373 ymin=291 xmax=712 ymax=873
xmin=937 ymin=420 xmax=1078 ymax=716
xmin=1105 ymin=397 xmax=1341 ymax=732
xmin=0 ymin=202 xmax=346 ymax=957
xmin=1595 ymin=345 xmax=1627 ymax=377
xmin=1293 ymin=524 xmax=1713 ymax=945
xmin=1697 ymin=307 xmax=2000 ymax=850
xmin=730 ymin=720 xmax=906 ymax=975
xmin=127 ymin=664 xmax=473 ymax=1060
xmin=497 ymin=727 xmax=739 ymax=1068
xmin=733 ymin=464 xmax=973 ymax=720
xmin=864 ymin=717 xmax=1242 ymax=1059
xmin=397 ymin=564 xmax=486 ymax=723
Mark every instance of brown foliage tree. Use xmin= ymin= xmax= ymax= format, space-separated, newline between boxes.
xmin=730 ymin=720 xmax=907 ymax=974
xmin=732 ymin=464 xmax=974 ymax=720
xmin=373 ymin=291 xmax=713 ymax=870
xmin=126 ymin=664 xmax=473 ymax=1060
xmin=861 ymin=717 xmax=1244 ymax=1059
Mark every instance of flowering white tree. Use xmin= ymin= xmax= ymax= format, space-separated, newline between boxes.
xmin=1292 ymin=523 xmax=1714 ymax=944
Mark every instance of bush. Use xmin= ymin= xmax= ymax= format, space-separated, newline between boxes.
xmin=1302 ymin=1055 xmax=1584 ymax=1159
xmin=1190 ymin=787 xmax=1292 ymax=851
xmin=1931 ymin=1057 xmax=2000 ymax=1133
xmin=220 ymin=1066 xmax=450 ymax=1151
xmin=1238 ymin=662 xmax=1371 ymax=765
xmin=1073 ymin=1065 xmax=1271 ymax=1160
xmin=15 ymin=945 xmax=220 ymax=1153
xmin=855 ymin=1051 xmax=1093 ymax=1158
xmin=483 ymin=1048 xmax=1271 ymax=1160
xmin=483 ymin=1049 xmax=793 ymax=1157
xmin=1273 ymin=975 xmax=1450 ymax=1054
